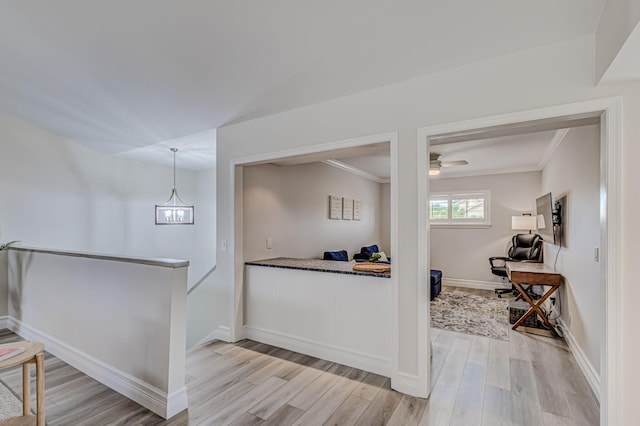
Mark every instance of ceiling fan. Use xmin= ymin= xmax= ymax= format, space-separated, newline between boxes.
xmin=429 ymin=153 xmax=469 ymax=176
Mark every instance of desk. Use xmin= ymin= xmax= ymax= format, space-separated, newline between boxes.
xmin=506 ymin=262 xmax=563 ymax=334
xmin=0 ymin=341 xmax=45 ymax=426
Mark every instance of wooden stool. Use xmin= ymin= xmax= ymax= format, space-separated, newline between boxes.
xmin=0 ymin=341 xmax=45 ymax=426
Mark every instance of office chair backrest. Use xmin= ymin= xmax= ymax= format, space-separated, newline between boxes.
xmin=508 ymin=233 xmax=543 ymax=262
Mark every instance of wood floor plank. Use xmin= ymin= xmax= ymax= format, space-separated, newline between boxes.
xmin=486 ymin=339 xmax=511 ymax=391
xmin=467 ymin=336 xmax=490 ymax=366
xmin=450 ymin=361 xmax=486 ymax=426
xmin=197 ymin=376 xmax=287 ymax=425
xmin=350 ymin=372 xmax=387 ymax=402
xmin=481 ymin=384 xmax=512 ymax=426
xmin=248 ymin=358 xmax=331 ymax=420
xmin=287 ymin=363 xmax=351 ymax=411
xmin=230 ymin=412 xmax=265 ymax=425
xmin=261 ymin=404 xmax=305 ymax=426
xmin=510 ymin=358 xmax=543 ymax=426
xmin=565 ymin=392 xmax=599 ymax=426
xmin=323 ymin=395 xmax=370 ymax=426
xmin=293 ymin=368 xmax=367 ymax=426
xmin=386 ymin=394 xmax=428 ymax=426
xmin=418 ymin=337 xmax=471 ymax=425
xmin=541 ymin=411 xmax=577 ymax=426
xmin=531 ymin=360 xmax=573 ymax=418
xmin=354 ymin=379 xmax=402 ymax=426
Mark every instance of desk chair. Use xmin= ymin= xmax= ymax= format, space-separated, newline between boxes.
xmin=490 ymin=233 xmax=543 ymax=297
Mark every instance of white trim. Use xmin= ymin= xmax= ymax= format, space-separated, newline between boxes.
xmin=392 ymin=372 xmax=421 ymax=396
xmin=7 ymin=317 xmax=187 ymax=420
xmin=244 ymin=326 xmax=391 ymax=377
xmin=0 ymin=315 xmax=7 ymax=330
xmin=194 ymin=325 xmax=231 ymax=347
xmin=431 ymin=166 xmax=540 ymax=179
xmin=321 ymin=159 xmax=390 ymax=184
xmin=213 ymin=325 xmax=231 ymax=341
xmin=557 ymin=317 xmax=601 ymax=403
xmin=442 ymin=278 xmax=508 ymax=291
xmin=418 ymin=96 xmax=622 ymax=426
xmin=230 ymin=131 xmax=400 ymax=388
xmin=601 ymin=101 xmax=622 ymax=426
xmin=416 ymin=128 xmax=431 ymax=398
xmin=538 ymin=128 xmax=570 ymax=170
xmin=232 ymin=132 xmax=398 ymax=166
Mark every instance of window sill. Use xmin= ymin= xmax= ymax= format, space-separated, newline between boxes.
xmin=430 ymin=223 xmax=492 ymax=229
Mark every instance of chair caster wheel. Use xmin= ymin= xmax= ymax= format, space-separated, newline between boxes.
xmin=497 ymin=294 xmax=502 ymax=298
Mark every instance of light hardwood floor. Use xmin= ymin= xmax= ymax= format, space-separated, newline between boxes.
xmin=0 ymin=288 xmax=599 ymax=425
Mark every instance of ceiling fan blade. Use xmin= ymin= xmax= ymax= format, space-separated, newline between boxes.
xmin=441 ymin=160 xmax=469 ymax=167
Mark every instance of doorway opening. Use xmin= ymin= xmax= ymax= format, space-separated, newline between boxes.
xmin=417 ymin=98 xmax=621 ymax=425
xmin=230 ymin=132 xmax=399 ymax=380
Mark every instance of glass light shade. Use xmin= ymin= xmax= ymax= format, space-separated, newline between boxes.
xmin=155 ymin=189 xmax=194 ymax=225
xmin=511 ymin=215 xmax=537 ymax=231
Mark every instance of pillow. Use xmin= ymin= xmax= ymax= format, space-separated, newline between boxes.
xmin=323 ymin=250 xmax=349 ymax=262
xmin=361 ymin=244 xmax=379 ymax=257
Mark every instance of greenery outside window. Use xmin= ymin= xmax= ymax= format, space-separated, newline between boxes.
xmin=429 ymin=190 xmax=491 ymax=226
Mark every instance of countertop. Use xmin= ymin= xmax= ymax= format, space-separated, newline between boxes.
xmin=245 ymin=257 xmax=391 ymax=278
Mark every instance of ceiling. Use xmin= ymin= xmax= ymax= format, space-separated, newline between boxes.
xmin=0 ymin=1 xmax=606 ymax=169
xmin=333 ymin=130 xmax=564 ymax=181
xmin=315 ymin=113 xmax=602 ymax=180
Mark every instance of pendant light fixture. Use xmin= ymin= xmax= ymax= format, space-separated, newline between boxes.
xmin=155 ymin=148 xmax=194 ymax=225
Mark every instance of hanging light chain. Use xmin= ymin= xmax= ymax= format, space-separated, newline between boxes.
xmin=171 ymin=147 xmax=178 ymax=190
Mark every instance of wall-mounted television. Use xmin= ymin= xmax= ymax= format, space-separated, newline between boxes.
xmin=535 ymin=192 xmax=554 ymax=244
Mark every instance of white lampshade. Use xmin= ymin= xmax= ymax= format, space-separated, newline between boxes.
xmin=512 ymin=215 xmax=537 ymax=231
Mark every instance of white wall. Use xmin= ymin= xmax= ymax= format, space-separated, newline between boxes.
xmin=186 ymin=168 xmax=218 ymax=347
xmin=541 ymin=124 xmax=602 ymax=375
xmin=0 ymin=111 xmax=216 ymax=347
xmin=430 ymin=171 xmax=541 ymax=285
xmin=379 ymin=183 xmax=391 ymax=255
xmin=243 ymin=162 xmax=387 ymax=261
xmin=214 ymin=34 xmax=640 ymax=419
xmin=596 ymin=0 xmax=640 ymax=80
xmin=0 ymin=252 xmax=7 ymax=317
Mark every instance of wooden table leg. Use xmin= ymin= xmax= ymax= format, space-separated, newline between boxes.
xmin=512 ymin=282 xmax=560 ymax=334
xmin=36 ymin=352 xmax=45 ymax=426
xmin=22 ymin=362 xmax=30 ymax=416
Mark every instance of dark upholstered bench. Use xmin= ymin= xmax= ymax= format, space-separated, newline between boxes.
xmin=430 ymin=269 xmax=442 ymax=300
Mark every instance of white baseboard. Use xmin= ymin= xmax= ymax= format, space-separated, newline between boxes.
xmin=244 ymin=326 xmax=391 ymax=377
xmin=557 ymin=317 xmax=600 ymax=402
xmin=214 ymin=325 xmax=232 ymax=341
xmin=0 ymin=315 xmax=7 ymax=330
xmin=443 ymin=277 xmax=508 ymax=291
xmin=7 ymin=317 xmax=187 ymax=419
xmin=392 ymin=372 xmax=421 ymax=396
xmin=193 ymin=325 xmax=232 ymax=348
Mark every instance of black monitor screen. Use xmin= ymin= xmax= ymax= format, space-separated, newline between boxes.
xmin=536 ymin=192 xmax=554 ymax=243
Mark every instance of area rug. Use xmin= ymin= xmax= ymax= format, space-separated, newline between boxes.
xmin=0 ymin=380 xmax=22 ymax=420
xmin=430 ymin=292 xmax=510 ymax=341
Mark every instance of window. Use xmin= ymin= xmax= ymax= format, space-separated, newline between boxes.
xmin=429 ymin=190 xmax=491 ymax=226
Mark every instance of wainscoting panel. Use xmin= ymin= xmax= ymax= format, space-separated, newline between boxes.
xmin=244 ymin=265 xmax=392 ymax=376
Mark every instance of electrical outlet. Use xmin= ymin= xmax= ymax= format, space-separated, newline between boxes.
xmin=266 ymin=237 xmax=273 ymax=249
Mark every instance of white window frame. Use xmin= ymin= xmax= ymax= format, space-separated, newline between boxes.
xmin=429 ymin=190 xmax=491 ymax=227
